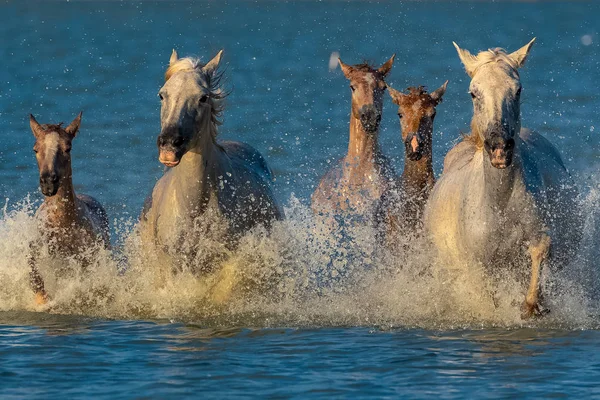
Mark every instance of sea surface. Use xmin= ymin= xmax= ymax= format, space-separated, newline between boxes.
xmin=0 ymin=1 xmax=599 ymax=398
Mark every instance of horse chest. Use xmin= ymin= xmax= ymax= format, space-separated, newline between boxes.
xmin=41 ymin=215 xmax=98 ymax=257
xmin=338 ymin=162 xmax=388 ymax=212
xmin=150 ymin=173 xmax=225 ymax=249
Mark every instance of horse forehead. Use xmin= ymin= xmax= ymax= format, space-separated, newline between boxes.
xmin=402 ymin=96 xmax=434 ymax=115
xmin=363 ymin=72 xmax=375 ymax=85
xmin=42 ymin=132 xmax=61 ymax=158
xmin=473 ymin=63 xmax=520 ymax=90
xmin=164 ymin=71 xmax=206 ymax=95
xmin=352 ymin=71 xmax=380 ymax=89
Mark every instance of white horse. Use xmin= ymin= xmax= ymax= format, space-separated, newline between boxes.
xmin=140 ymin=49 xmax=283 ymax=287
xmin=424 ymin=39 xmax=582 ymax=319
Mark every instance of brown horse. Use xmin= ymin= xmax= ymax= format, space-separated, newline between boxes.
xmin=377 ymin=82 xmax=447 ymax=239
xmin=311 ymin=55 xmax=396 ymax=224
xmin=28 ymin=113 xmax=110 ymax=304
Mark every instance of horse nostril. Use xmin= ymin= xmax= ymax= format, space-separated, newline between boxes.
xmin=173 ymin=137 xmax=184 ymax=147
xmin=50 ymin=174 xmax=59 ymax=183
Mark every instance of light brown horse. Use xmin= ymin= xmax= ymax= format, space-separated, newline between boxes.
xmin=140 ymin=50 xmax=283 ymax=295
xmin=377 ymin=83 xmax=447 ymax=238
xmin=29 ymin=113 xmax=110 ymax=304
xmin=312 ymin=55 xmax=396 ymax=223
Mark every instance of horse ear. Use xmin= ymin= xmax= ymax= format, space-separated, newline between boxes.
xmin=65 ymin=112 xmax=82 ymax=137
xmin=386 ymin=84 xmax=404 ymax=105
xmin=170 ymin=49 xmax=179 ymax=66
xmin=453 ymin=42 xmax=479 ymax=77
xmin=430 ymin=80 xmax=449 ymax=104
xmin=508 ymin=38 xmax=536 ymax=68
xmin=203 ymin=49 xmax=223 ymax=76
xmin=378 ymin=54 xmax=395 ymax=77
xmin=338 ymin=58 xmax=354 ymax=79
xmin=29 ymin=114 xmax=44 ymax=138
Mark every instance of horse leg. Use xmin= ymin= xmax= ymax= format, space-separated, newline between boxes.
xmin=521 ymin=234 xmax=551 ymax=319
xmin=27 ymin=246 xmax=48 ymax=305
xmin=210 ymin=256 xmax=240 ymax=305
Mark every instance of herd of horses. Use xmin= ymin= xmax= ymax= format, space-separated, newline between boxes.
xmin=25 ymin=38 xmax=583 ymax=319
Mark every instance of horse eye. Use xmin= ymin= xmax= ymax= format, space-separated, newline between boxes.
xmin=398 ymin=113 xmax=403 ymax=119
xmin=158 ymin=93 xmax=164 ymax=101
xmin=470 ymin=91 xmax=476 ymax=99
xmin=350 ymin=85 xmax=355 ymax=92
xmin=66 ymin=148 xmax=71 ymax=153
xmin=33 ymin=148 xmax=38 ymax=154
xmin=200 ymin=95 xmax=209 ymax=103
xmin=516 ymin=87 xmax=522 ymax=96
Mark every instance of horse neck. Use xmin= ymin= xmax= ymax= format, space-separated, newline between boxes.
xmin=44 ymin=164 xmax=77 ymax=224
xmin=401 ymin=155 xmax=434 ymax=195
xmin=347 ymin=114 xmax=380 ymax=165
xmin=172 ymin=120 xmax=219 ymax=204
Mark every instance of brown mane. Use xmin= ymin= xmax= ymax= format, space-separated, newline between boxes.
xmin=406 ymin=86 xmax=427 ymax=96
xmin=353 ymin=62 xmax=376 ymax=73
xmin=40 ymin=123 xmax=64 ymax=132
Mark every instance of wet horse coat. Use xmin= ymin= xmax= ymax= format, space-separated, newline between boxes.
xmin=312 ymin=56 xmax=396 ymax=224
xmin=424 ymin=39 xmax=582 ymax=318
xmin=140 ymin=50 xmax=282 ymax=279
xmin=377 ymin=83 xmax=447 ymax=239
xmin=28 ymin=113 xmax=110 ymax=304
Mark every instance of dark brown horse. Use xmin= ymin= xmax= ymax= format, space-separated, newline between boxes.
xmin=377 ymin=82 xmax=447 ymax=239
xmin=28 ymin=113 xmax=109 ymax=304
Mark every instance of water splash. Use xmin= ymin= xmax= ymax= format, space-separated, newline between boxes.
xmin=0 ymin=186 xmax=598 ymax=329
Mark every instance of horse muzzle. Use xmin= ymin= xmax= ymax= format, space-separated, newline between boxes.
xmin=157 ymin=133 xmax=187 ymax=167
xmin=358 ymin=105 xmax=382 ymax=133
xmin=158 ymin=149 xmax=181 ymax=167
xmin=40 ymin=175 xmax=59 ymax=197
xmin=404 ymin=133 xmax=423 ymax=161
xmin=485 ymin=137 xmax=515 ymax=169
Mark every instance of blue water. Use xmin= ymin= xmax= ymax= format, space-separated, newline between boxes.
xmin=1 ymin=1 xmax=600 ymax=397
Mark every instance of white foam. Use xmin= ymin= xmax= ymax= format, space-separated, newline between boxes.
xmin=0 ymin=187 xmax=598 ymax=329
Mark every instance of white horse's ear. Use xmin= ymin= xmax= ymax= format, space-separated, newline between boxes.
xmin=453 ymin=42 xmax=479 ymax=77
xmin=29 ymin=114 xmax=44 ymax=138
xmin=203 ymin=50 xmax=223 ymax=76
xmin=378 ymin=54 xmax=395 ymax=77
xmin=508 ymin=38 xmax=536 ymax=68
xmin=338 ymin=58 xmax=354 ymax=79
xmin=170 ymin=49 xmax=179 ymax=66
xmin=65 ymin=111 xmax=82 ymax=137
xmin=387 ymin=84 xmax=404 ymax=105
xmin=430 ymin=80 xmax=449 ymax=104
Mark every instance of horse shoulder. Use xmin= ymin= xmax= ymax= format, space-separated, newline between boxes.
xmin=220 ymin=140 xmax=274 ymax=181
xmin=215 ymin=142 xmax=283 ymax=225
xmin=517 ymin=129 xmax=582 ymax=266
xmin=519 ymin=128 xmax=567 ymax=170
xmin=311 ymin=157 xmax=345 ymax=212
xmin=442 ymin=139 xmax=478 ymax=174
xmin=76 ymin=193 xmax=111 ymax=247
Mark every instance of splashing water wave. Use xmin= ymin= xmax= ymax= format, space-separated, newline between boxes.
xmin=0 ymin=183 xmax=598 ymax=329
